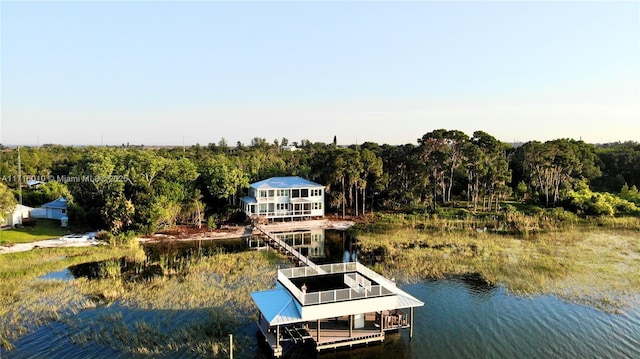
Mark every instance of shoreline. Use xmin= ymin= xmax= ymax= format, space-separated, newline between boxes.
xmin=138 ymin=218 xmax=355 ymax=243
xmin=1 ymin=219 xmax=356 ymax=253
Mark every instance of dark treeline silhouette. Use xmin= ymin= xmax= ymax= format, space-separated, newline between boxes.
xmin=1 ymin=131 xmax=639 ymax=233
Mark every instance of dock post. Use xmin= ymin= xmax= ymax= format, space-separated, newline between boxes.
xmin=229 ymin=334 xmax=233 ymax=359
xmin=349 ymin=315 xmax=353 ymax=338
xmin=410 ymin=307 xmax=414 ymax=340
xmin=276 ymin=325 xmax=280 ymax=351
xmin=317 ymin=319 xmax=321 ymax=341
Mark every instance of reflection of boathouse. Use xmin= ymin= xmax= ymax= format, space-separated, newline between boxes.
xmin=251 ymin=262 xmax=424 ymax=357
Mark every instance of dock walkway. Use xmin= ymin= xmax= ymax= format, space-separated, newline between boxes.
xmin=251 ymin=224 xmax=420 ymax=357
xmin=253 ymin=224 xmax=320 ymax=269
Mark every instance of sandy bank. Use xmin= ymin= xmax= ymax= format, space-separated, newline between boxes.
xmin=1 ymin=219 xmax=356 ymax=253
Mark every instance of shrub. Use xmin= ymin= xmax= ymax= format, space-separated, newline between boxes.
xmin=564 ymin=188 xmax=638 ymax=216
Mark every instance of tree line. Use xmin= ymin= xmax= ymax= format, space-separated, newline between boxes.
xmin=1 ymin=130 xmax=640 ymax=233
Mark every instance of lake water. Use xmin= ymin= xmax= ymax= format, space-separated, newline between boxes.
xmin=3 ymin=230 xmax=639 ymax=358
xmin=249 ymin=277 xmax=640 ymax=359
xmin=5 ymin=277 xmax=637 ymax=359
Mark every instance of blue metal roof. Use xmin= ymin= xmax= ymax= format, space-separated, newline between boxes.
xmin=42 ymin=197 xmax=68 ymax=209
xmin=241 ymin=196 xmax=257 ymax=204
xmin=250 ymin=176 xmax=323 ymax=190
xmin=251 ymin=288 xmax=302 ymax=326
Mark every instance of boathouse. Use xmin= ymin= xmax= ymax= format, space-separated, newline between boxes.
xmin=241 ymin=177 xmax=325 ymax=221
xmin=251 ymin=262 xmax=424 ymax=356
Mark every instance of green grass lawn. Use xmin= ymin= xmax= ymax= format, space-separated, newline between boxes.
xmin=0 ymin=219 xmax=70 ymax=245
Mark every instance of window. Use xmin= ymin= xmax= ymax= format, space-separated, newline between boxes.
xmin=301 ymin=189 xmax=309 ymax=197
xmin=276 ymin=189 xmax=289 ymax=197
xmin=268 ymin=190 xmax=274 ymax=198
xmin=259 ymin=190 xmax=267 ymax=198
xmin=259 ymin=204 xmax=267 ymax=213
xmin=292 ymin=189 xmax=300 ymax=198
xmin=313 ymin=202 xmax=323 ymax=210
xmin=310 ymin=189 xmax=322 ymax=197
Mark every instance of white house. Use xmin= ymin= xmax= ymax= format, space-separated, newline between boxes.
xmin=251 ymin=262 xmax=424 ymax=357
xmin=241 ymin=177 xmax=325 ymax=221
xmin=1 ymin=204 xmax=33 ymax=228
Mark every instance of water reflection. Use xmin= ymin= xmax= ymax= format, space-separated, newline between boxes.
xmin=143 ymin=238 xmax=246 ymax=261
xmin=246 ymin=278 xmax=640 ymax=359
xmin=68 ymin=258 xmax=163 ymax=282
xmin=37 ymin=268 xmax=73 ymax=281
xmin=247 ymin=229 xmax=358 ymax=264
xmin=457 ymin=273 xmax=496 ymax=294
xmin=8 ymin=261 xmax=640 ymax=359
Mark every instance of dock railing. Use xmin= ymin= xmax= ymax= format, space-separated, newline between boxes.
xmin=258 ymin=224 xmax=398 ymax=306
xmin=278 ymin=262 xmax=395 ymax=306
xmin=254 ymin=224 xmax=318 ymax=269
xmin=302 ymin=284 xmax=393 ymax=305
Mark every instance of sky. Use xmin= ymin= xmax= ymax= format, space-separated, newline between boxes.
xmin=1 ymin=1 xmax=639 ymax=147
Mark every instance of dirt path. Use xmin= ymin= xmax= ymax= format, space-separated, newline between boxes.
xmin=0 ymin=234 xmax=101 ymax=254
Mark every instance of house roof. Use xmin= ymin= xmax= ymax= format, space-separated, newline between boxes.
xmin=252 ymin=262 xmax=424 ymax=326
xmin=241 ymin=196 xmax=257 ymax=204
xmin=42 ymin=197 xmax=68 ymax=209
xmin=251 ymin=288 xmax=302 ymax=326
xmin=27 ymin=179 xmax=44 ymax=187
xmin=250 ymin=176 xmax=324 ymax=190
xmin=395 ymin=288 xmax=425 ymax=308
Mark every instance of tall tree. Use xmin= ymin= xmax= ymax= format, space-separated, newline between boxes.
xmin=520 ymin=139 xmax=599 ymax=207
xmin=419 ymin=129 xmax=468 ymax=208
xmin=471 ymin=131 xmax=512 ymax=211
xmin=0 ymin=183 xmax=16 ymax=218
xmin=360 ymin=148 xmax=384 ymax=214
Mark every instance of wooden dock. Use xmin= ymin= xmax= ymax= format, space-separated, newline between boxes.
xmin=315 ymin=329 xmax=384 ymax=351
xmin=250 ymin=224 xmax=422 ymax=357
xmin=253 ymin=224 xmax=318 ymax=268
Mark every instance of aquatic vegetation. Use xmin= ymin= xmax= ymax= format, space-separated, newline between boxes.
xmin=358 ymin=210 xmax=640 ymax=236
xmin=0 ymin=243 xmax=288 ymax=355
xmin=354 ymin=224 xmax=640 ymax=311
xmin=0 ymin=245 xmax=144 ymax=349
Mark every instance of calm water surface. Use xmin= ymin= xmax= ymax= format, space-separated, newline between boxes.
xmin=4 ymin=278 xmax=638 ymax=359
xmin=3 ymin=230 xmax=639 ymax=358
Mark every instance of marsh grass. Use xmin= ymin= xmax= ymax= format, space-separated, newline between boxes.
xmin=355 ymin=223 xmax=640 ymax=311
xmin=62 ymin=250 xmax=287 ymax=356
xmin=0 ymin=244 xmax=145 ymax=349
xmin=1 ymin=243 xmax=287 ymax=356
xmin=362 ymin=210 xmax=639 ymax=236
